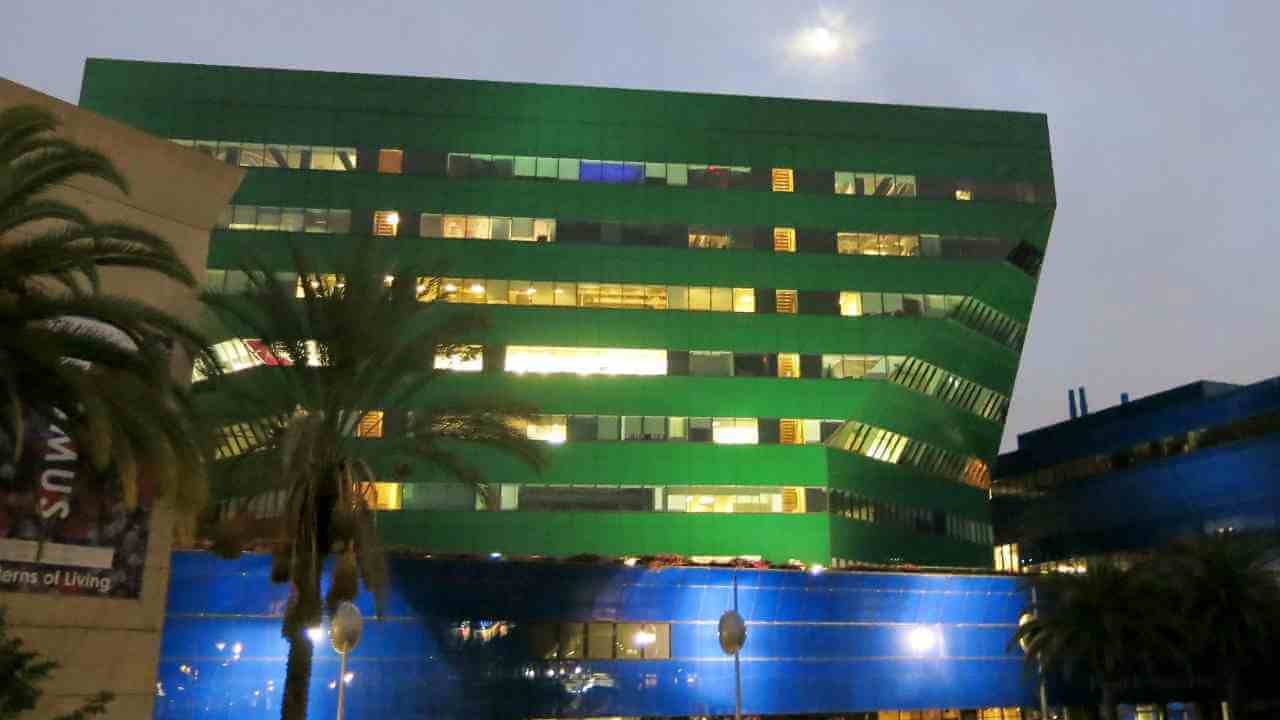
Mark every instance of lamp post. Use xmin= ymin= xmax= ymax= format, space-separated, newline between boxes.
xmin=330 ymin=601 xmax=363 ymax=720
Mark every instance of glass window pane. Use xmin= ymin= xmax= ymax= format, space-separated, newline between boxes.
xmin=302 ymin=208 xmax=326 ymax=233
xmin=256 ymin=206 xmax=281 ymax=230
xmin=645 ymin=162 xmax=666 ymax=180
xmin=330 ymin=210 xmax=351 ymax=234
xmin=442 ymin=215 xmax=466 ymax=238
xmin=514 ymin=156 xmax=537 ymax=177
xmin=688 ymin=287 xmax=711 ymax=311
xmin=531 ymin=281 xmax=554 ymax=305
xmin=534 ymin=219 xmax=555 ymax=243
xmin=884 ymin=293 xmax=904 ymax=315
xmin=733 ymin=288 xmax=755 ymax=313
xmin=715 ymin=286 xmax=739 ymax=312
xmin=561 ymin=623 xmax=585 ymax=659
xmin=511 ymin=217 xmax=534 ymax=241
xmin=597 ymin=415 xmax=620 ymax=441
xmin=587 ymin=623 xmax=614 ymax=659
xmin=669 ymin=417 xmax=687 ymax=440
xmin=667 ymin=286 xmax=688 ymax=310
xmin=667 ymin=163 xmax=688 ymax=186
xmin=280 ymin=208 xmax=304 ymax=232
xmin=465 ymin=215 xmax=491 ymax=239
xmin=491 ymin=217 xmax=512 ymax=240
xmin=555 ymin=282 xmax=576 ymax=306
xmin=231 ymin=205 xmax=257 ymax=229
xmin=420 ymin=213 xmax=443 ymax=238
xmin=536 ymin=157 xmax=558 ymax=179
xmin=863 ymin=293 xmax=883 ymax=315
xmin=558 ymin=158 xmax=580 ymax=181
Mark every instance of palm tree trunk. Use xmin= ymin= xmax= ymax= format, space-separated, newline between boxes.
xmin=281 ymin=628 xmax=314 ymax=720
xmin=1099 ymin=683 xmax=1118 ymax=720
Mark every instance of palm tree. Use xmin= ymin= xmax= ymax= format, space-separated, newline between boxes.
xmin=0 ymin=104 xmax=210 ymax=517
xmin=1013 ymin=563 xmax=1183 ymax=720
xmin=1156 ymin=532 xmax=1280 ymax=718
xmin=198 ymin=244 xmax=546 ymax=720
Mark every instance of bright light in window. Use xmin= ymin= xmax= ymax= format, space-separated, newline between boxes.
xmin=633 ymin=627 xmax=657 ymax=647
xmin=306 ymin=627 xmax=325 ymax=644
xmin=385 ymin=212 xmax=400 ymax=225
xmin=470 ymin=283 xmax=484 ymax=294
xmin=907 ymin=626 xmax=937 ymax=654
xmin=504 ymin=346 xmax=667 ymax=377
xmin=443 ymin=283 xmax=457 ymax=292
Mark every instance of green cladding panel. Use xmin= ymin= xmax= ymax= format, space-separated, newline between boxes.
xmin=80 ymin=59 xmax=1055 ymax=568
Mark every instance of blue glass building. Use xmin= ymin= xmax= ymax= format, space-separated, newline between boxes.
xmin=993 ymin=378 xmax=1280 ymax=571
xmin=158 ymin=551 xmax=1035 ymax=719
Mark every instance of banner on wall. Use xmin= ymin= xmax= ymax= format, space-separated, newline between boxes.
xmin=0 ymin=407 xmax=151 ymax=598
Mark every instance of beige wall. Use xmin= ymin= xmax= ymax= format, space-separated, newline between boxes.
xmin=0 ymin=77 xmax=243 ymax=720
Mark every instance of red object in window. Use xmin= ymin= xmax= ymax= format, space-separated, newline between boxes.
xmin=243 ymin=339 xmax=292 ymax=366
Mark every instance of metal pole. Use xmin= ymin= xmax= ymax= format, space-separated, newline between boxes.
xmin=336 ymin=650 xmax=348 ymax=720
xmin=737 ymin=566 xmax=747 ymax=717
xmin=1032 ymin=586 xmax=1049 ymax=720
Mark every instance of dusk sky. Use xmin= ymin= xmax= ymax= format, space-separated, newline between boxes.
xmin=5 ymin=1 xmax=1279 ymax=450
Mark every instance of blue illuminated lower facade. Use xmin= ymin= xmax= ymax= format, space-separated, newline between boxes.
xmin=158 ymin=551 xmax=1035 ymax=719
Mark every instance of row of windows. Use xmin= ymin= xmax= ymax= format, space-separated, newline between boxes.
xmin=204 ymin=269 xmax=1025 ymax=341
xmin=198 ymin=339 xmax=1008 ymax=424
xmin=175 ymin=139 xmax=1050 ymax=205
xmin=948 ymin=297 xmax=1027 ymax=352
xmin=828 ymin=421 xmax=991 ymax=489
xmin=994 ymin=405 xmax=1280 ymax=496
xmin=211 ymin=410 xmax=382 ymax=460
xmin=829 ymin=489 xmax=993 ymax=544
xmin=448 ymin=152 xmax=752 ymax=189
xmin=214 ymin=205 xmax=1020 ymax=263
xmin=889 ymin=357 xmax=1009 ymax=422
xmin=525 ymin=621 xmax=670 ymax=661
xmin=173 ymin=139 xmax=358 ymax=170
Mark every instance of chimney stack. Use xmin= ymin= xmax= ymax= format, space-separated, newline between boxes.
xmin=1121 ymin=392 xmax=1130 ymax=405
xmin=1078 ymin=386 xmax=1089 ymax=416
xmin=1068 ymin=388 xmax=1078 ymax=419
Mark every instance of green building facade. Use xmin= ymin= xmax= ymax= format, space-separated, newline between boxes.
xmin=80 ymin=59 xmax=1054 ymax=568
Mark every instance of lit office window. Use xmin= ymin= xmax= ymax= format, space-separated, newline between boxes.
xmin=504 ymin=346 xmax=667 ymax=376
xmin=434 ymin=345 xmax=483 ymax=372
xmin=377 ymin=149 xmax=403 ymax=174
xmin=712 ymin=417 xmax=758 ymax=445
xmin=780 ymin=419 xmax=805 ymax=444
xmin=354 ymin=411 xmax=384 ymax=438
xmin=373 ymin=210 xmax=400 ymax=237
xmin=773 ymin=227 xmax=796 ymax=253
xmin=525 ymin=415 xmax=567 ymax=444
xmin=775 ymin=289 xmax=798 ymax=314
xmin=994 ymin=543 xmax=1020 ymax=573
xmin=955 ymin=189 xmax=973 ymax=201
xmin=370 ymin=482 xmax=402 ymax=510
xmin=777 ymin=353 xmax=800 ymax=378
xmin=838 ymin=291 xmax=863 ymax=317
xmin=771 ymin=168 xmax=794 ymax=192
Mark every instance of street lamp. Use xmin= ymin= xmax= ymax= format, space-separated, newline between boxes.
xmin=718 ymin=570 xmax=747 ymax=720
xmin=329 ymin=601 xmax=362 ymax=720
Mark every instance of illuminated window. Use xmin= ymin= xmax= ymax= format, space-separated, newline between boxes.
xmin=780 ymin=419 xmax=804 ymax=444
xmin=777 ymin=353 xmax=800 ymax=379
xmin=465 ymin=215 xmax=491 ymax=239
xmin=772 ymin=227 xmax=796 ymax=253
xmin=955 ymin=189 xmax=973 ymax=201
xmin=370 ymin=482 xmax=402 ymax=510
xmin=441 ymin=215 xmax=466 ymax=238
xmin=434 ymin=345 xmax=483 ymax=372
xmin=688 ymin=229 xmax=733 ymax=249
xmin=838 ymin=291 xmax=863 ymax=317
xmin=775 ymin=289 xmax=798 ymax=314
xmin=377 ymin=149 xmax=403 ymax=174
xmin=526 ymin=415 xmax=567 ymax=444
xmin=771 ymin=168 xmax=794 ymax=192
xmin=994 ymin=543 xmax=1020 ymax=572
xmin=355 ymin=411 xmax=384 ymax=438
xmin=732 ymin=288 xmax=755 ymax=313
xmin=504 ymin=346 xmax=667 ymax=376
xmin=373 ymin=210 xmax=400 ymax=237
xmin=713 ymin=417 xmax=758 ymax=445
